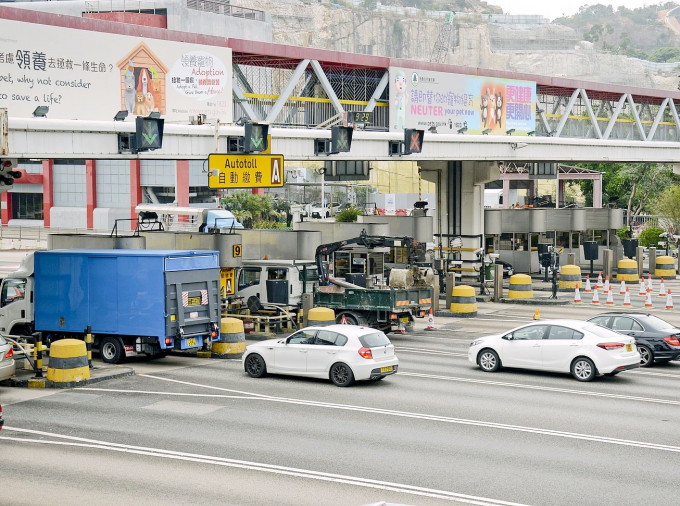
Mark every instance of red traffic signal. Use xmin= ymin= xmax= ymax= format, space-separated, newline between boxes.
xmin=403 ymin=129 xmax=424 ymax=154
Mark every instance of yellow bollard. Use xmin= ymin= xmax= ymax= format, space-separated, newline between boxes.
xmin=450 ymin=285 xmax=478 ymax=317
xmin=212 ymin=318 xmax=246 ymax=359
xmin=307 ymin=307 xmax=336 ymax=327
xmin=616 ymin=258 xmax=638 ymax=282
xmin=655 ymin=256 xmax=676 ymax=278
xmin=47 ymin=339 xmax=90 ymax=385
xmin=558 ymin=265 xmax=582 ymax=290
xmin=508 ymin=274 xmax=533 ymax=299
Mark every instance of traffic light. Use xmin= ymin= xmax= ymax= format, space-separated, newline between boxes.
xmin=0 ymin=158 xmax=21 ymax=192
xmin=331 ymin=126 xmax=353 ymax=153
xmin=134 ymin=116 xmax=164 ymax=152
xmin=243 ymin=122 xmax=269 ymax=153
xmin=403 ymin=129 xmax=424 ymax=154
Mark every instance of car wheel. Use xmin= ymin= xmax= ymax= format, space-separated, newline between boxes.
xmin=637 ymin=345 xmax=654 ymax=367
xmin=571 ymin=357 xmax=596 ymax=382
xmin=330 ymin=362 xmax=355 ymax=387
xmin=477 ymin=349 xmax=500 ymax=372
xmin=100 ymin=337 xmax=125 ymax=364
xmin=244 ymin=353 xmax=267 ymax=378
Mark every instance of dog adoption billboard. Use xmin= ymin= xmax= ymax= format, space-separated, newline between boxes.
xmin=0 ymin=18 xmax=231 ymax=123
xmin=389 ymin=67 xmax=536 ymax=135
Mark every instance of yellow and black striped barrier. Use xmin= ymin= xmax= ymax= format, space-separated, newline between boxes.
xmin=46 ymin=339 xmax=90 ymax=386
xmin=559 ymin=265 xmax=582 ymax=290
xmin=655 ymin=256 xmax=676 ymax=278
xmin=85 ymin=325 xmax=93 ymax=369
xmin=307 ymin=307 xmax=335 ymax=327
xmin=617 ymin=258 xmax=638 ymax=281
xmin=508 ymin=274 xmax=533 ymax=299
xmin=450 ymin=285 xmax=478 ymax=317
xmin=211 ymin=318 xmax=246 ymax=359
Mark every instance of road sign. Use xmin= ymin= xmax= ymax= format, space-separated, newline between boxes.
xmin=233 ymin=244 xmax=242 ymax=257
xmin=221 ymin=267 xmax=235 ymax=297
xmin=208 ymin=154 xmax=284 ymax=189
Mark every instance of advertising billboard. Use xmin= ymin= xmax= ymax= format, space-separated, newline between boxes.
xmin=0 ymin=18 xmax=232 ymax=123
xmin=389 ymin=67 xmax=536 ymax=135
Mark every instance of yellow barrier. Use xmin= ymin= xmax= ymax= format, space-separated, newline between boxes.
xmin=47 ymin=339 xmax=90 ymax=385
xmin=617 ymin=258 xmax=638 ymax=281
xmin=307 ymin=307 xmax=336 ymax=327
xmin=655 ymin=256 xmax=676 ymax=278
xmin=450 ymin=285 xmax=477 ymax=317
xmin=559 ymin=265 xmax=581 ymax=290
xmin=508 ymin=274 xmax=533 ymax=299
xmin=212 ymin=318 xmax=246 ymax=359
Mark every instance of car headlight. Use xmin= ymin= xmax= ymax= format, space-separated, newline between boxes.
xmin=471 ymin=339 xmax=484 ymax=347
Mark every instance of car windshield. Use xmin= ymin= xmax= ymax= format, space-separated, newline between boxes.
xmin=359 ymin=332 xmax=391 ymax=348
xmin=584 ymin=324 xmax=626 ymax=339
xmin=639 ymin=315 xmax=677 ymax=331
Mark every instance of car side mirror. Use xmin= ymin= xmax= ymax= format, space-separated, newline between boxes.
xmin=503 ymin=334 xmax=513 ymax=340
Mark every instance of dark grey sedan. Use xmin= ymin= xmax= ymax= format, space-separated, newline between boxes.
xmin=587 ymin=313 xmax=680 ymax=367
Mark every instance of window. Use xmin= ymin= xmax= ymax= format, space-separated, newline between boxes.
xmin=547 ymin=326 xmax=584 ymax=340
xmin=287 ymin=329 xmax=316 ymax=345
xmin=584 ymin=324 xmax=628 ymax=339
xmin=11 ymin=193 xmax=44 ymax=220
xmin=1 ymin=278 xmax=26 ymax=307
xmin=359 ymin=332 xmax=390 ymax=348
xmin=589 ymin=316 xmax=610 ymax=327
xmin=316 ymin=330 xmax=343 ymax=346
xmin=512 ymin=325 xmax=547 ymax=340
xmin=267 ymin=268 xmax=287 ymax=280
xmin=238 ymin=267 xmax=261 ymax=290
xmin=611 ymin=317 xmax=641 ymax=331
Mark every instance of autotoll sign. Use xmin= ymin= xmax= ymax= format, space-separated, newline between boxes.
xmin=208 ymin=154 xmax=284 ymax=189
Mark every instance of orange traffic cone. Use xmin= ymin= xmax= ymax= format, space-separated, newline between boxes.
xmin=605 ymin=289 xmax=614 ymax=306
xmin=645 ymin=290 xmax=654 ymax=309
xmin=666 ymin=289 xmax=674 ymax=310
xmin=533 ymin=309 xmax=540 ymax=320
xmin=623 ymin=287 xmax=631 ymax=306
xmin=603 ymin=275 xmax=610 ymax=293
xmin=658 ymin=278 xmax=666 ymax=297
xmin=397 ymin=319 xmax=406 ymax=334
xmin=341 ymin=314 xmax=349 ymax=324
xmin=597 ymin=272 xmax=603 ymax=288
xmin=619 ymin=279 xmax=626 ymax=295
xmin=639 ymin=278 xmax=646 ymax=296
xmin=425 ymin=308 xmax=436 ymax=331
xmin=592 ymin=288 xmax=600 ymax=304
xmin=647 ymin=274 xmax=653 ymax=292
xmin=574 ymin=286 xmax=582 ymax=303
xmin=584 ymin=275 xmax=592 ymax=293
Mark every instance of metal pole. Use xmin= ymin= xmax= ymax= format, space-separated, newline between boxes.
xmin=33 ymin=332 xmax=43 ymax=378
xmin=85 ymin=325 xmax=93 ymax=369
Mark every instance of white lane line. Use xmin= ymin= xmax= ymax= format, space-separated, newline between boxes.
xmin=396 ymin=347 xmax=467 ymax=357
xmin=398 ymin=372 xmax=680 ymax=406
xmin=0 ymin=428 xmax=525 ymax=506
xmin=79 ymin=377 xmax=680 ymax=453
xmin=629 ymin=370 xmax=680 ymax=379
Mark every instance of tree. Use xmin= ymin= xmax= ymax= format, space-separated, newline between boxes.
xmin=654 ymin=184 xmax=680 ymax=234
xmin=221 ymin=191 xmax=275 ymax=229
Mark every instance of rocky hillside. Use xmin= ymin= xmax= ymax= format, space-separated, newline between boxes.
xmin=237 ymin=0 xmax=680 ymax=90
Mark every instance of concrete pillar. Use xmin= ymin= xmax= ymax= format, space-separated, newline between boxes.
xmin=502 ymin=178 xmax=510 ymax=209
xmin=301 ymin=293 xmax=313 ymax=328
xmin=603 ymin=249 xmax=613 ymax=280
xmin=432 ymin=275 xmax=440 ymax=312
xmin=593 ymin=175 xmax=603 ymax=208
xmin=130 ymin=160 xmax=142 ymax=225
xmin=648 ymin=247 xmax=656 ymax=275
xmin=86 ymin=159 xmax=96 ymax=230
xmin=567 ymin=252 xmax=576 ymax=265
xmin=493 ymin=263 xmax=503 ymax=302
xmin=637 ymin=246 xmax=644 ymax=277
xmin=42 ymin=159 xmax=54 ymax=228
xmin=445 ymin=272 xmax=456 ymax=309
xmin=0 ymin=190 xmax=11 ymax=225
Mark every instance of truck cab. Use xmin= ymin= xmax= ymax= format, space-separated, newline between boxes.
xmin=0 ymin=254 xmax=35 ymax=338
xmin=236 ymin=260 xmax=318 ymax=308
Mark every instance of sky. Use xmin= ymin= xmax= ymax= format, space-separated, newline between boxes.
xmin=488 ymin=1 xmax=665 ymax=21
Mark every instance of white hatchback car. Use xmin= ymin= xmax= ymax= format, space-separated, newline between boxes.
xmin=0 ymin=335 xmax=16 ymax=382
xmin=243 ymin=324 xmax=398 ymax=386
xmin=468 ymin=319 xmax=640 ymax=381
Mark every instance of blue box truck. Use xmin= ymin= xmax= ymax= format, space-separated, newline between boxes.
xmin=0 ymin=249 xmax=221 ymax=363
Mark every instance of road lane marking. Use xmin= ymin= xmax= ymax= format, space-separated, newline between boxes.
xmin=0 ymin=428 xmax=526 ymax=506
xmin=77 ymin=377 xmax=680 ymax=453
xmin=398 ymin=372 xmax=680 ymax=405
xmin=396 ymin=346 xmax=468 ymax=357
xmin=629 ymin=370 xmax=680 ymax=379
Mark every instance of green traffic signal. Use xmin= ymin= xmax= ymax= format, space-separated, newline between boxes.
xmin=244 ymin=123 xmax=269 ymax=152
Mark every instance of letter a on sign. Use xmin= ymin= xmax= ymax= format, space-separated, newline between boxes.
xmin=271 ymin=158 xmax=282 ymax=185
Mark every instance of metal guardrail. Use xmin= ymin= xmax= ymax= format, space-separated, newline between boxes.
xmin=186 ymin=0 xmax=265 ymax=21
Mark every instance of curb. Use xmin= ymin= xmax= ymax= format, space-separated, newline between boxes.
xmin=9 ymin=367 xmax=134 ymax=389
xmin=171 ymin=350 xmax=245 ymax=359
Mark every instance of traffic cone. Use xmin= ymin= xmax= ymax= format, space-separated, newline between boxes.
xmin=397 ymin=319 xmax=406 ymax=334
xmin=603 ymin=275 xmax=610 ymax=293
xmin=597 ymin=272 xmax=603 ymax=288
xmin=645 ymin=290 xmax=653 ymax=309
xmin=592 ymin=288 xmax=600 ymax=304
xmin=623 ymin=287 xmax=631 ymax=306
xmin=647 ymin=274 xmax=653 ymax=292
xmin=584 ymin=275 xmax=592 ymax=293
xmin=658 ymin=278 xmax=666 ymax=297
xmin=533 ymin=309 xmax=540 ymax=320
xmin=666 ymin=289 xmax=674 ymax=310
xmin=605 ymin=289 xmax=614 ymax=306
xmin=425 ymin=308 xmax=436 ymax=331
xmin=639 ymin=278 xmax=647 ymax=296
xmin=574 ymin=286 xmax=582 ymax=303
xmin=341 ymin=314 xmax=349 ymax=324
xmin=619 ymin=279 xmax=626 ymax=295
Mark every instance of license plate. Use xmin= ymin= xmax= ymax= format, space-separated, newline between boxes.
xmin=380 ymin=366 xmax=393 ymax=373
xmin=626 ymin=344 xmax=632 ymax=352
xmin=186 ymin=337 xmax=197 ymax=347
xmin=188 ymin=296 xmax=201 ymax=306
xmin=399 ymin=317 xmax=409 ymax=323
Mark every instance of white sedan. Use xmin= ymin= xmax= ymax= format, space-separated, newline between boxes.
xmin=468 ymin=319 xmax=640 ymax=381
xmin=243 ymin=324 xmax=398 ymax=387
